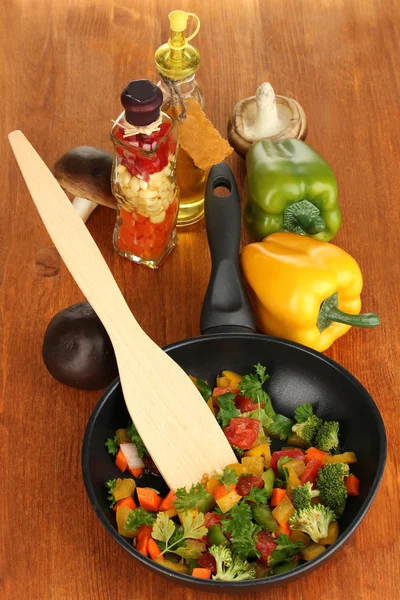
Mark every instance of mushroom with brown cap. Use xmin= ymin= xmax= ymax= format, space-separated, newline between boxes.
xmin=228 ymin=83 xmax=307 ymax=159
xmin=53 ymin=146 xmax=117 ymax=222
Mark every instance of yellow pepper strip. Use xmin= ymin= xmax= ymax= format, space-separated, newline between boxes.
xmin=221 ymin=370 xmax=243 ymax=388
xmin=240 ymin=232 xmax=380 ymax=352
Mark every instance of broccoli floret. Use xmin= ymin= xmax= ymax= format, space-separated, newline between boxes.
xmin=209 ymin=545 xmax=256 ymax=581
xmin=291 ymin=482 xmax=320 ymax=510
xmin=316 ymin=463 xmax=349 ymax=517
xmin=292 ymin=415 xmax=322 ymax=444
xmin=289 ymin=504 xmax=336 ymax=543
xmin=315 ymin=421 xmax=340 ymax=453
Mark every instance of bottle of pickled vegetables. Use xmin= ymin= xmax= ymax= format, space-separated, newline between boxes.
xmin=110 ymin=80 xmax=179 ymax=269
xmin=155 ymin=10 xmax=206 ymax=226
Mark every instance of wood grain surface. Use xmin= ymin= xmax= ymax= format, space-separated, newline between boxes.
xmin=1 ymin=1 xmax=399 ymax=599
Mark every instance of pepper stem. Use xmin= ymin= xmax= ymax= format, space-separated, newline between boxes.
xmin=325 ymin=306 xmax=380 ymax=328
xmin=283 ymin=199 xmax=326 ymax=236
xmin=317 ymin=292 xmax=380 ymax=332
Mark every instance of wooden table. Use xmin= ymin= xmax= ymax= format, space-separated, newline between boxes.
xmin=2 ymin=0 xmax=399 ymax=598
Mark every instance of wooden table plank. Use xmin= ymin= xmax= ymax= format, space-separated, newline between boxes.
xmin=1 ymin=0 xmax=399 ymax=598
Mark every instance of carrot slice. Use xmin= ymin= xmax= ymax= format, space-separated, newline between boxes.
xmin=113 ymin=496 xmax=136 ymax=512
xmin=159 ymin=490 xmax=177 ymax=511
xmin=277 ymin=521 xmax=291 ymax=536
xmin=192 ymin=568 xmax=212 ymax=579
xmin=127 ymin=466 xmax=144 ymax=478
xmin=345 ymin=474 xmax=360 ymax=496
xmin=148 ymin=538 xmax=163 ymax=560
xmin=115 ymin=448 xmax=128 ymax=473
xmin=305 ymin=447 xmax=328 ymax=464
xmin=136 ymin=536 xmax=149 ymax=556
xmin=270 ymin=488 xmax=286 ymax=507
xmin=136 ymin=524 xmax=152 ymax=541
xmin=213 ymin=484 xmax=236 ymax=500
xmin=137 ymin=487 xmax=162 ymax=512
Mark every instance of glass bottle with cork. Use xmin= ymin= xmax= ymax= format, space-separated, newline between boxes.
xmin=155 ymin=10 xmax=206 ymax=226
xmin=110 ymin=79 xmax=179 ymax=269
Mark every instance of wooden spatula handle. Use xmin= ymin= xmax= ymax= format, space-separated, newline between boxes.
xmin=9 ymin=130 xmax=139 ymax=341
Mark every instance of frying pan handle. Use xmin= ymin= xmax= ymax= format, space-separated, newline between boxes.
xmin=200 ymin=163 xmax=256 ymax=335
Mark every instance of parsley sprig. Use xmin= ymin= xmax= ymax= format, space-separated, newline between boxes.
xmin=152 ymin=511 xmax=207 ymax=558
xmin=218 ymin=466 xmax=239 ymax=490
xmin=216 ymin=393 xmax=240 ymax=428
xmin=268 ymin=534 xmax=304 ymax=568
xmin=294 ymin=403 xmax=314 ymax=423
xmin=245 ymin=487 xmax=269 ymax=505
xmin=127 ymin=421 xmax=149 ymax=458
xmin=173 ymin=482 xmax=208 ymax=512
xmin=105 ymin=479 xmax=117 ymax=508
xmin=193 ymin=377 xmax=213 ymax=401
xmin=105 ymin=436 xmax=119 ymax=456
xmin=125 ymin=507 xmax=155 ymax=533
xmin=221 ymin=501 xmax=261 ymax=558
xmin=239 ymin=364 xmax=295 ymax=440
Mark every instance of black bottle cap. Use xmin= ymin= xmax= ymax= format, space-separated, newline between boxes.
xmin=121 ymin=80 xmax=163 ymax=126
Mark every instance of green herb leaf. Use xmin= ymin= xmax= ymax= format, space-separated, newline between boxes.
xmin=127 ymin=421 xmax=149 ymax=458
xmin=222 ymin=502 xmax=261 ymax=558
xmin=268 ymin=414 xmax=295 ymax=441
xmin=152 ymin=512 xmax=176 ymax=545
xmin=125 ymin=507 xmax=156 ymax=533
xmin=105 ymin=479 xmax=117 ymax=508
xmin=174 ymin=539 xmax=207 ymax=559
xmin=194 ymin=377 xmax=212 ymax=402
xmin=105 ymin=436 xmax=119 ymax=456
xmin=173 ymin=482 xmax=209 ymax=512
xmin=268 ymin=534 xmax=304 ymax=567
xmin=218 ymin=466 xmax=239 ymax=490
xmin=294 ymin=403 xmax=314 ymax=423
xmin=216 ymin=393 xmax=240 ymax=428
xmin=242 ymin=407 xmax=273 ymax=430
xmin=239 ymin=364 xmax=269 ymax=404
xmin=230 ymin=521 xmax=261 ymax=559
xmin=153 ymin=512 xmax=207 ymax=557
xmin=239 ymin=364 xmax=276 ymax=419
xmin=181 ymin=511 xmax=208 ymax=540
xmin=221 ymin=502 xmax=253 ymax=539
xmin=245 ymin=487 xmax=269 ymax=505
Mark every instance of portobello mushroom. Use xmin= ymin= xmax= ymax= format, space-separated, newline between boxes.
xmin=42 ymin=302 xmax=118 ymax=390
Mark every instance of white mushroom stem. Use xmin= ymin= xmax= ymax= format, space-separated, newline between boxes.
xmin=244 ymin=82 xmax=290 ymax=139
xmin=71 ymin=196 xmax=98 ymax=223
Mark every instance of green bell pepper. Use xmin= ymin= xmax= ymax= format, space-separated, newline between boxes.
xmin=244 ymin=139 xmax=341 ymax=242
xmin=252 ymin=505 xmax=279 ymax=533
xmin=207 ymin=524 xmax=228 ymax=546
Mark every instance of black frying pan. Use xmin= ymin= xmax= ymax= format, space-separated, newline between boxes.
xmin=82 ymin=163 xmax=386 ymax=592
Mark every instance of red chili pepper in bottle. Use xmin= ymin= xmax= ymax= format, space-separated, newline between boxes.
xmin=110 ymin=80 xmax=179 ymax=268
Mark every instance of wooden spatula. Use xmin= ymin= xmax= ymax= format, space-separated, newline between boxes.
xmin=9 ymin=130 xmax=237 ymax=490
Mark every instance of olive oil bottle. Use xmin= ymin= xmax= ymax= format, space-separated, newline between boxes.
xmin=155 ymin=10 xmax=206 ymax=226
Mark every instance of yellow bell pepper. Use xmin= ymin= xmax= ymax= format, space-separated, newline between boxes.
xmin=215 ymin=490 xmax=242 ymax=513
xmin=241 ymin=233 xmax=380 ymax=352
xmin=221 ymin=370 xmax=243 ymax=388
xmin=241 ymin=456 xmax=265 ymax=475
xmin=244 ymin=442 xmax=271 ymax=466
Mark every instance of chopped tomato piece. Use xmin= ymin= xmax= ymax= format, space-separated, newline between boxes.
xmin=236 ymin=475 xmax=264 ymax=496
xmin=256 ymin=531 xmax=277 ymax=563
xmin=235 ymin=395 xmax=262 ymax=413
xmin=224 ymin=417 xmax=260 ymax=449
xmin=204 ymin=512 xmax=223 ymax=528
xmin=213 ymin=386 xmax=240 ymax=397
xmin=197 ymin=552 xmax=217 ymax=574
